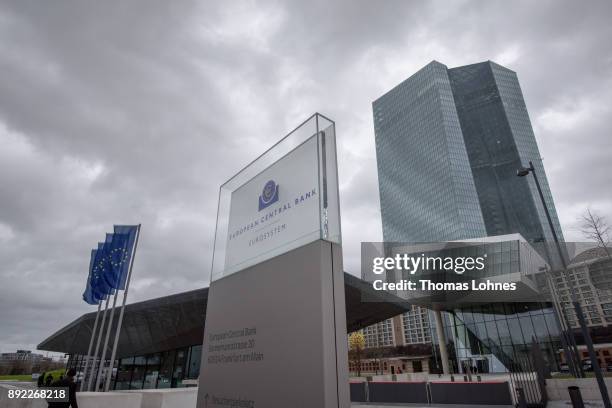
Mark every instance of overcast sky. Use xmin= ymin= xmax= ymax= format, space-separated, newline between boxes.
xmin=1 ymin=0 xmax=611 ymax=354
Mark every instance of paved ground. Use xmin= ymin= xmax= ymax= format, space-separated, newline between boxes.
xmin=351 ymin=404 xmax=513 ymax=407
xmin=0 ymin=381 xmax=36 ymax=387
xmin=547 ymin=401 xmax=605 ymax=408
xmin=352 ymin=403 xmax=604 ymax=408
xmin=3 ymin=382 xmax=606 ymax=408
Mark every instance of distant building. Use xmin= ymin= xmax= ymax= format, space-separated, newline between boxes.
xmin=0 ymin=350 xmax=44 ymax=361
xmin=363 ymin=318 xmax=395 ymax=348
xmin=553 ymin=248 xmax=612 ymax=329
xmin=349 ymin=354 xmax=431 ymax=376
xmin=558 ymin=343 xmax=612 ymax=372
xmin=361 ymin=304 xmax=433 ymax=350
xmin=0 ymin=350 xmax=57 ymax=376
xmin=402 ymin=306 xmax=432 ymax=345
xmin=349 ymin=325 xmax=433 ymax=376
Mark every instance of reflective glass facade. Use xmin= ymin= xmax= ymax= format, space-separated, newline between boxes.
xmin=437 ymin=303 xmax=561 ymax=373
xmin=66 ymin=344 xmax=202 ymax=390
xmin=113 ymin=345 xmax=201 ymax=390
xmin=374 ymin=60 xmax=564 ymax=259
xmin=373 ymin=61 xmax=487 ymax=243
xmin=373 ymin=60 xmax=565 ymax=372
xmin=448 ymin=61 xmax=564 ymax=261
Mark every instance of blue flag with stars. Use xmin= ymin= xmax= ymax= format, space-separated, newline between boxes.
xmin=83 ymin=245 xmax=114 ymax=305
xmin=109 ymin=225 xmax=138 ymax=290
xmin=82 ymin=225 xmax=139 ymax=305
xmin=82 ymin=249 xmax=101 ymax=305
xmin=92 ymin=242 xmax=115 ymax=299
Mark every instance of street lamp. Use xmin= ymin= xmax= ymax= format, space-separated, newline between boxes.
xmin=516 ymin=167 xmax=531 ymax=177
xmin=518 ymin=161 xmax=611 ymax=408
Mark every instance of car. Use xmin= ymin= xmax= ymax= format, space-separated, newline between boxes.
xmin=559 ymin=363 xmax=570 ymax=373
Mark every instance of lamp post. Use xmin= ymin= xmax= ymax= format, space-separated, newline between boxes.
xmin=518 ymin=161 xmax=611 ymax=408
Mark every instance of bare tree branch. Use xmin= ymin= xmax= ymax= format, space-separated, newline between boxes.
xmin=581 ymin=208 xmax=612 ymax=258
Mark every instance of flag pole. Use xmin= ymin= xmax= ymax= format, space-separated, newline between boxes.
xmin=95 ymin=286 xmax=120 ymax=392
xmin=87 ymin=295 xmax=110 ymax=391
xmin=80 ymin=301 xmax=102 ymax=391
xmin=104 ymin=224 xmax=141 ymax=392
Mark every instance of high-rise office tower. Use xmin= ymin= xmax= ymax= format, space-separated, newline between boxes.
xmin=373 ymin=60 xmax=563 ymax=247
xmin=373 ymin=61 xmax=487 ymax=243
xmin=448 ymin=61 xmax=563 ymax=246
xmin=373 ymin=60 xmax=564 ymax=373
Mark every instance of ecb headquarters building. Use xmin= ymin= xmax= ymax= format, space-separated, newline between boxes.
xmin=372 ymin=60 xmax=565 ymax=373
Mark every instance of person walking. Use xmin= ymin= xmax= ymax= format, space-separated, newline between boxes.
xmin=37 ymin=372 xmax=46 ymax=387
xmin=47 ymin=369 xmax=78 ymax=408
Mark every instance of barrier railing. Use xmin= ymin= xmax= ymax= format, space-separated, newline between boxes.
xmin=349 ymin=379 xmax=513 ymax=405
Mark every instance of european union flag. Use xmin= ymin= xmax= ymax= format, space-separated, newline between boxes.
xmin=83 ymin=245 xmax=114 ymax=305
xmin=91 ymin=242 xmax=114 ymax=299
xmin=82 ymin=225 xmax=139 ymax=305
xmin=100 ymin=233 xmax=117 ymax=289
xmin=108 ymin=225 xmax=138 ymax=290
xmin=82 ymin=249 xmax=101 ymax=305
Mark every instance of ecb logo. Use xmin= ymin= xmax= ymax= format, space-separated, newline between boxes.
xmin=258 ymin=180 xmax=279 ymax=211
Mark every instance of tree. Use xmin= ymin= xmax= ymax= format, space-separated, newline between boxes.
xmin=348 ymin=332 xmax=366 ymax=377
xmin=581 ymin=208 xmax=612 ymax=258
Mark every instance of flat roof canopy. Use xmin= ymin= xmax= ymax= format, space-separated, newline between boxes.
xmin=38 ymin=273 xmax=411 ymax=359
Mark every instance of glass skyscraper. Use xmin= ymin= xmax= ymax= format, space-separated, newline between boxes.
xmin=373 ymin=60 xmax=563 ymax=248
xmin=373 ymin=60 xmax=564 ymax=373
xmin=373 ymin=61 xmax=487 ymax=243
xmin=448 ymin=61 xmax=564 ymax=249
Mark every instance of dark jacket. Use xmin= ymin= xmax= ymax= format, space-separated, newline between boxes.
xmin=47 ymin=377 xmax=78 ymax=408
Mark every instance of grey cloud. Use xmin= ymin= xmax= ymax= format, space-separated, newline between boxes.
xmin=1 ymin=0 xmax=611 ymax=353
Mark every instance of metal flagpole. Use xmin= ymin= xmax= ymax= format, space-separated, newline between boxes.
xmin=87 ymin=295 xmax=110 ymax=392
xmin=95 ymin=286 xmax=120 ymax=392
xmin=80 ymin=301 xmax=102 ymax=391
xmin=104 ymin=224 xmax=141 ymax=392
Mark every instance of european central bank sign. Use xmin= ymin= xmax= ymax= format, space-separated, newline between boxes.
xmin=224 ymin=135 xmax=321 ymax=275
xmin=198 ymin=114 xmax=349 ymax=408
